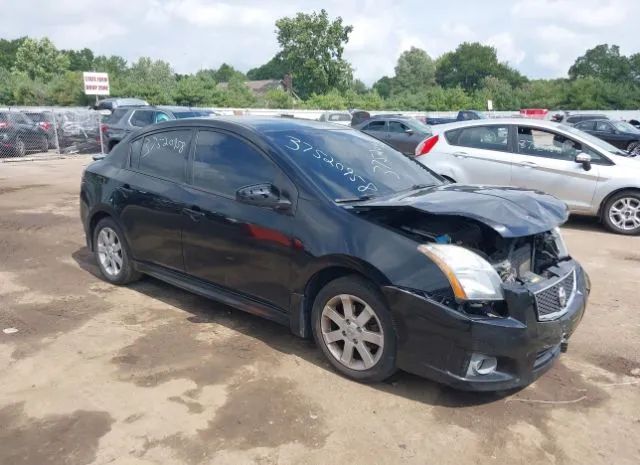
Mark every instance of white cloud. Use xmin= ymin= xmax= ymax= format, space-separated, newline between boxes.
xmin=484 ymin=32 xmax=526 ymax=65
xmin=512 ymin=0 xmax=627 ymax=28
xmin=0 ymin=0 xmax=638 ymax=83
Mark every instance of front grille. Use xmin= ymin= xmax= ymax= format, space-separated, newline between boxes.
xmin=534 ymin=269 xmax=576 ymax=321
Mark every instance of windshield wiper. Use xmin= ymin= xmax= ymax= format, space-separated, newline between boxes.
xmin=334 ymin=195 xmax=376 ymax=203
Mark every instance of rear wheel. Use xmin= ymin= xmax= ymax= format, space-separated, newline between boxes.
xmin=311 ymin=276 xmax=397 ymax=382
xmin=39 ymin=134 xmax=49 ymax=152
xmin=15 ymin=137 xmax=26 ymax=157
xmin=93 ymin=217 xmax=141 ymax=284
xmin=602 ymin=191 xmax=640 ymax=235
xmin=627 ymin=141 xmax=640 ymax=155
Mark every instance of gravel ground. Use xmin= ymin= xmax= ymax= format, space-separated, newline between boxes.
xmin=0 ymin=157 xmax=639 ymax=465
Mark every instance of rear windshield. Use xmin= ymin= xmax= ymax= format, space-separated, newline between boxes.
xmin=25 ymin=113 xmax=46 ymax=122
xmin=106 ymin=109 xmax=128 ymax=124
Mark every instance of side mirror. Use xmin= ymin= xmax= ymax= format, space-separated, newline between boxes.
xmin=575 ymin=152 xmax=592 ymax=171
xmin=405 ymin=128 xmax=414 ymax=135
xmin=236 ymin=183 xmax=292 ymax=212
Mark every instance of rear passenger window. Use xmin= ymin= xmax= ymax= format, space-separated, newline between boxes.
xmin=135 ymin=130 xmax=192 ymax=182
xmin=192 ymin=130 xmax=276 ymax=197
xmin=130 ymin=110 xmax=155 ymax=127
xmin=364 ymin=121 xmax=386 ymax=132
xmin=388 ymin=121 xmax=408 ymax=133
xmin=107 ymin=109 xmax=128 ymax=124
xmin=447 ymin=125 xmax=510 ymax=152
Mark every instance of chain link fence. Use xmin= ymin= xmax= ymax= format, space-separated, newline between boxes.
xmin=0 ymin=107 xmax=104 ymax=160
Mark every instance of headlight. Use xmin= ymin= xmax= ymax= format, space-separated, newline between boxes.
xmin=551 ymin=227 xmax=569 ymax=258
xmin=418 ymin=244 xmax=504 ymax=301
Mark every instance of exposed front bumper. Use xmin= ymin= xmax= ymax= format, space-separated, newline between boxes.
xmin=383 ymin=260 xmax=588 ymax=391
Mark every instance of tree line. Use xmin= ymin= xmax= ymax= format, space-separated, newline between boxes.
xmin=2 ymin=9 xmax=640 ymax=111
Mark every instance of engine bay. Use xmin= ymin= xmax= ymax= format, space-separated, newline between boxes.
xmin=357 ymin=207 xmax=566 ymax=286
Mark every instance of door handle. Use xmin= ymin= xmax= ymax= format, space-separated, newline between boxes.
xmin=453 ymin=152 xmax=468 ymax=158
xmin=183 ymin=206 xmax=205 ymax=221
xmin=519 ymin=161 xmax=538 ymax=168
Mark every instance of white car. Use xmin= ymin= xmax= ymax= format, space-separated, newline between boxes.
xmin=318 ymin=112 xmax=352 ymax=126
xmin=414 ymin=118 xmax=640 ymax=235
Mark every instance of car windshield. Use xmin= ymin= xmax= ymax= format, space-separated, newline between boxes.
xmin=404 ymin=119 xmax=432 ymax=133
xmin=562 ymin=124 xmax=628 ymax=155
xmin=267 ymin=128 xmax=441 ymax=200
xmin=613 ymin=121 xmax=640 ymax=133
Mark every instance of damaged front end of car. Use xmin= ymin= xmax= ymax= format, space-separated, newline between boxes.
xmin=348 ymin=189 xmax=589 ymax=390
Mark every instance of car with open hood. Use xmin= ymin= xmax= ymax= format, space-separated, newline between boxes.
xmin=80 ymin=117 xmax=588 ymax=391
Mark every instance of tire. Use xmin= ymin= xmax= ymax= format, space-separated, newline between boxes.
xmin=39 ymin=135 xmax=49 ymax=152
xmin=627 ymin=141 xmax=640 ymax=155
xmin=602 ymin=190 xmax=640 ymax=235
xmin=15 ymin=137 xmax=26 ymax=157
xmin=92 ymin=217 xmax=141 ymax=284
xmin=311 ymin=275 xmax=397 ymax=382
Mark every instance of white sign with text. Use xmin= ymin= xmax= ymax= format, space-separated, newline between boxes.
xmin=83 ymin=72 xmax=110 ymax=96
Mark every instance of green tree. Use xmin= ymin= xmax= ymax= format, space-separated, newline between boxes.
xmin=13 ymin=38 xmax=70 ymax=80
xmin=63 ymin=48 xmax=95 ymax=71
xmin=275 ymin=9 xmax=354 ymax=98
xmin=568 ymin=44 xmax=631 ymax=83
xmin=247 ymin=54 xmax=288 ymax=80
xmin=393 ymin=47 xmax=436 ymax=91
xmin=219 ymin=76 xmax=256 ymax=107
xmin=120 ymin=57 xmax=176 ymax=104
xmin=173 ymin=74 xmax=220 ymax=106
xmin=435 ymin=42 xmax=525 ymax=91
xmin=93 ymin=55 xmax=127 ymax=75
xmin=213 ymin=63 xmax=246 ymax=83
xmin=351 ymin=78 xmax=368 ymax=94
xmin=0 ymin=37 xmax=26 ymax=70
xmin=372 ymin=76 xmax=394 ymax=99
xmin=262 ymin=88 xmax=294 ymax=108
xmin=47 ymin=71 xmax=87 ymax=106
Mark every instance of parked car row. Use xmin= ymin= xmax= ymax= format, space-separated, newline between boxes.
xmin=0 ymin=111 xmax=50 ymax=157
xmin=82 ymin=116 xmax=588 ymax=391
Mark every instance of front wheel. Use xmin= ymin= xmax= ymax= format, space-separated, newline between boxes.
xmin=311 ymin=276 xmax=397 ymax=382
xmin=602 ymin=191 xmax=640 ymax=235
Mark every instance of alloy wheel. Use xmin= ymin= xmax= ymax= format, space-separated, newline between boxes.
xmin=320 ymin=294 xmax=384 ymax=371
xmin=16 ymin=138 xmax=25 ymax=156
xmin=609 ymin=197 xmax=640 ymax=231
xmin=97 ymin=227 xmax=123 ymax=277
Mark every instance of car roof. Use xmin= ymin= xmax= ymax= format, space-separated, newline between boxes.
xmin=429 ymin=118 xmax=569 ymax=133
xmin=139 ymin=116 xmax=353 ymax=132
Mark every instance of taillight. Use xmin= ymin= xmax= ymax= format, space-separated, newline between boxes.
xmin=0 ymin=122 xmax=9 ymax=129
xmin=39 ymin=122 xmax=51 ymax=131
xmin=100 ymin=124 xmax=108 ymax=133
xmin=415 ymin=134 xmax=439 ymax=156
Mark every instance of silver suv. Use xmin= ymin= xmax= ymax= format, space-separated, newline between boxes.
xmin=415 ymin=118 xmax=640 ymax=235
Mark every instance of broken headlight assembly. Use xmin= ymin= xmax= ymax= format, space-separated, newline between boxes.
xmin=550 ymin=227 xmax=569 ymax=259
xmin=418 ymin=244 xmax=504 ymax=302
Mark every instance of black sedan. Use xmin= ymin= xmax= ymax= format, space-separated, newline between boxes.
xmin=574 ymin=119 xmax=640 ymax=154
xmin=0 ymin=111 xmax=49 ymax=157
xmin=353 ymin=115 xmax=432 ymax=156
xmin=80 ymin=117 xmax=588 ymax=391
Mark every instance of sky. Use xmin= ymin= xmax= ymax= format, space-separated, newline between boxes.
xmin=1 ymin=0 xmax=638 ymax=84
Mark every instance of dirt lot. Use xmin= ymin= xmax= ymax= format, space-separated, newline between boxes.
xmin=0 ymin=157 xmax=639 ymax=465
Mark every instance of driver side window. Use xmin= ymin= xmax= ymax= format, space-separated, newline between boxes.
xmin=517 ymin=127 xmax=603 ymax=162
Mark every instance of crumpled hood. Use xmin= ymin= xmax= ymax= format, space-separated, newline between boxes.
xmin=349 ymin=184 xmax=569 ymax=238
